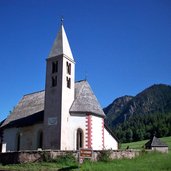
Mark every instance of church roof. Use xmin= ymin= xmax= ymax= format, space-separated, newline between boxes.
xmin=48 ymin=24 xmax=74 ymax=61
xmin=0 ymin=120 xmax=5 ymax=127
xmin=70 ymin=80 xmax=105 ymax=117
xmin=145 ymin=136 xmax=168 ymax=148
xmin=1 ymin=80 xmax=105 ymax=128
xmin=1 ymin=91 xmax=45 ymax=128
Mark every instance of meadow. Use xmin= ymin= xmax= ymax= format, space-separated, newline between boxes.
xmin=121 ymin=136 xmax=171 ymax=150
xmin=0 ymin=136 xmax=171 ymax=171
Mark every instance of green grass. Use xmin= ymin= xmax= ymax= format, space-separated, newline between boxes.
xmin=0 ymin=152 xmax=171 ymax=171
xmin=0 ymin=162 xmax=59 ymax=170
xmin=0 ymin=153 xmax=78 ymax=171
xmin=1 ymin=152 xmax=171 ymax=171
xmin=0 ymin=136 xmax=171 ymax=171
xmin=0 ymin=161 xmax=78 ymax=171
xmin=160 ymin=136 xmax=171 ymax=149
xmin=121 ymin=136 xmax=171 ymax=150
xmin=80 ymin=152 xmax=171 ymax=171
xmin=121 ymin=139 xmax=148 ymax=150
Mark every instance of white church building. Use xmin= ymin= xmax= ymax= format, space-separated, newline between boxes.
xmin=0 ymin=23 xmax=118 ymax=152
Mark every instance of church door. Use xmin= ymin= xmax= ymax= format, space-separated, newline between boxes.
xmin=76 ymin=129 xmax=83 ymax=150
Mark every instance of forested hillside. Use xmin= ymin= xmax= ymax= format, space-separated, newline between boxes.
xmin=104 ymin=84 xmax=171 ymax=143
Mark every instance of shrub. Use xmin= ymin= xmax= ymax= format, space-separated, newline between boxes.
xmin=41 ymin=151 xmax=51 ymax=162
xmin=98 ymin=150 xmax=112 ymax=162
xmin=54 ymin=152 xmax=76 ymax=165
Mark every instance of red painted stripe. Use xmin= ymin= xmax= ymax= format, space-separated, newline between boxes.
xmin=85 ymin=114 xmax=93 ymax=148
xmin=102 ymin=118 xmax=104 ymax=149
xmin=85 ymin=116 xmax=89 ymax=148
xmin=87 ymin=114 xmax=92 ymax=148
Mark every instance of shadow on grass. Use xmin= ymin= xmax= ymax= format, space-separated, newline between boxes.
xmin=58 ymin=165 xmax=79 ymax=171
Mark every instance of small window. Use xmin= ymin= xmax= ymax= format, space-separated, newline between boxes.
xmin=37 ymin=130 xmax=43 ymax=149
xmin=66 ymin=77 xmax=71 ymax=88
xmin=0 ymin=143 xmax=2 ymax=153
xmin=0 ymin=136 xmax=2 ymax=152
xmin=52 ymin=76 xmax=57 ymax=87
xmin=66 ymin=62 xmax=71 ymax=75
xmin=16 ymin=133 xmax=20 ymax=151
xmin=52 ymin=61 xmax=58 ymax=73
xmin=77 ymin=128 xmax=83 ymax=150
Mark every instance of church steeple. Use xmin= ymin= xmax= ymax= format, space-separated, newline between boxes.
xmin=48 ymin=23 xmax=74 ymax=61
xmin=43 ymin=22 xmax=75 ymax=150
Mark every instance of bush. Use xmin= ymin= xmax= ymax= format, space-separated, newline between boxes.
xmin=41 ymin=151 xmax=51 ymax=162
xmin=40 ymin=151 xmax=76 ymax=165
xmin=54 ymin=152 xmax=76 ymax=165
xmin=98 ymin=150 xmax=112 ymax=162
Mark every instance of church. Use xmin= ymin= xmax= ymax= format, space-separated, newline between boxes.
xmin=0 ymin=23 xmax=118 ymax=152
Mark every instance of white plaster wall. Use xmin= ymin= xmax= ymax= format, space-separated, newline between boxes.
xmin=43 ymin=56 xmax=63 ymax=150
xmin=67 ymin=114 xmax=86 ymax=150
xmin=91 ymin=116 xmax=103 ymax=150
xmin=104 ymin=128 xmax=118 ymax=150
xmin=3 ymin=123 xmax=43 ymax=152
xmin=3 ymin=127 xmax=18 ymax=151
xmin=152 ymin=147 xmax=168 ymax=153
xmin=61 ymin=57 xmax=75 ymax=150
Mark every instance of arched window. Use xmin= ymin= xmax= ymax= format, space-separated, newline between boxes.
xmin=16 ymin=133 xmax=20 ymax=151
xmin=37 ymin=130 xmax=43 ymax=149
xmin=0 ymin=137 xmax=2 ymax=152
xmin=76 ymin=128 xmax=83 ymax=150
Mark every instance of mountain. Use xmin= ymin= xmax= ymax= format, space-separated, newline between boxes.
xmin=104 ymin=95 xmax=133 ymax=127
xmin=104 ymin=84 xmax=171 ymax=143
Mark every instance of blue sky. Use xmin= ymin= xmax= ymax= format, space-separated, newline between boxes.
xmin=0 ymin=0 xmax=171 ymax=121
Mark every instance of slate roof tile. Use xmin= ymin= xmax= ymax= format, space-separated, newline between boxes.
xmin=1 ymin=91 xmax=45 ymax=128
xmin=70 ymin=80 xmax=105 ymax=117
xmin=1 ymin=80 xmax=105 ymax=128
xmin=145 ymin=136 xmax=168 ymax=148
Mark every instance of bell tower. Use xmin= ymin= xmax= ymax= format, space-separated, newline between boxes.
xmin=43 ymin=22 xmax=75 ymax=150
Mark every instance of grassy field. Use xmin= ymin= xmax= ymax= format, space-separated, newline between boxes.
xmin=121 ymin=136 xmax=171 ymax=150
xmin=81 ymin=152 xmax=171 ymax=171
xmin=0 ymin=151 xmax=171 ymax=171
xmin=0 ymin=136 xmax=171 ymax=171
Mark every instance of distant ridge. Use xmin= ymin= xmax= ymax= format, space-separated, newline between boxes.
xmin=104 ymin=84 xmax=171 ymax=143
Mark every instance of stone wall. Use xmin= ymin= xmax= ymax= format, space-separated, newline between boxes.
xmin=0 ymin=150 xmax=141 ymax=164
xmin=93 ymin=150 xmax=140 ymax=161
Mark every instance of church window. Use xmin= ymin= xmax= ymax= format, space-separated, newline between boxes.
xmin=52 ymin=76 xmax=57 ymax=87
xmin=66 ymin=77 xmax=71 ymax=88
xmin=76 ymin=128 xmax=83 ymax=150
xmin=37 ymin=130 xmax=43 ymax=149
xmin=52 ymin=61 xmax=58 ymax=73
xmin=66 ymin=62 xmax=71 ymax=75
xmin=16 ymin=133 xmax=21 ymax=151
xmin=0 ymin=136 xmax=2 ymax=152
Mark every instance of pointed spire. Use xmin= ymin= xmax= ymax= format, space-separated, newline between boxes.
xmin=48 ymin=22 xmax=74 ymax=60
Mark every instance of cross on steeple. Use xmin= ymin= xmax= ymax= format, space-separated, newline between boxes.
xmin=61 ymin=17 xmax=64 ymax=25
